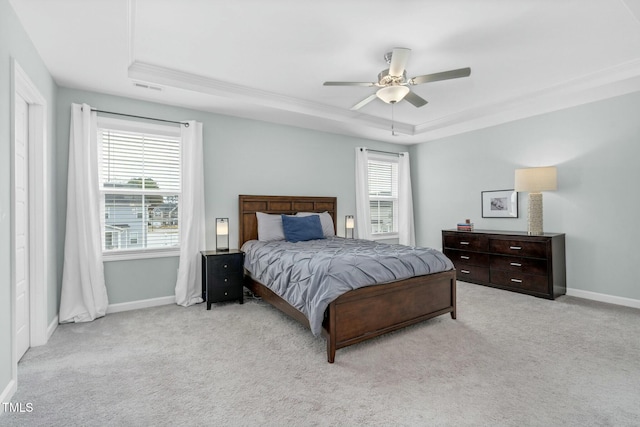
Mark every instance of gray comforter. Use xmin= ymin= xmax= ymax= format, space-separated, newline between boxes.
xmin=241 ymin=237 xmax=454 ymax=336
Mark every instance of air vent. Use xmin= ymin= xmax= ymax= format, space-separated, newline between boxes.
xmin=133 ymin=82 xmax=163 ymax=91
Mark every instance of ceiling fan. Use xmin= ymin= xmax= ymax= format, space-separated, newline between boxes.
xmin=323 ymin=47 xmax=471 ymax=111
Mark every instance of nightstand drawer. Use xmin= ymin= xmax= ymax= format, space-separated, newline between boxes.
xmin=207 ymin=254 xmax=244 ymax=276
xmin=209 ymin=275 xmax=244 ymax=289
xmin=490 ymin=270 xmax=548 ymax=294
xmin=444 ymin=249 xmax=489 ymax=266
xmin=455 ymin=265 xmax=490 ymax=283
xmin=443 ymin=233 xmax=489 ymax=251
xmin=489 ymin=239 xmax=547 ymax=258
xmin=210 ymin=284 xmax=243 ymax=302
xmin=489 ymin=255 xmax=547 ymax=276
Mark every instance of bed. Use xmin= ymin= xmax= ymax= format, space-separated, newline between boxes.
xmin=239 ymin=195 xmax=457 ymax=363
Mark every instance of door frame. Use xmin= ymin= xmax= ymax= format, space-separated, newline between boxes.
xmin=11 ymin=60 xmax=51 ymax=380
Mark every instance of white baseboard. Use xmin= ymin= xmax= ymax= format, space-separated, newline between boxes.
xmin=0 ymin=378 xmax=16 ymax=406
xmin=106 ymin=295 xmax=176 ymax=314
xmin=566 ymin=287 xmax=640 ymax=310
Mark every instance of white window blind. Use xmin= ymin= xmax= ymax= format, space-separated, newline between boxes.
xmin=98 ymin=120 xmax=181 ymax=255
xmin=368 ymin=157 xmax=398 ymax=234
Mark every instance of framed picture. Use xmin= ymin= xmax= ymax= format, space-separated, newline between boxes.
xmin=481 ymin=190 xmax=518 ymax=218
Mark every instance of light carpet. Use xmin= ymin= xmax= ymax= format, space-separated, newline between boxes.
xmin=2 ymin=282 xmax=639 ymax=426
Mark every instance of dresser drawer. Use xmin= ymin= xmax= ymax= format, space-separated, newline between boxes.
xmin=443 ymin=233 xmax=489 ymax=251
xmin=489 ymin=239 xmax=547 ymax=259
xmin=207 ymin=254 xmax=244 ymax=276
xmin=455 ymin=265 xmax=490 ymax=283
xmin=489 ymin=255 xmax=547 ymax=276
xmin=490 ymin=270 xmax=549 ymax=294
xmin=444 ymin=249 xmax=489 ymax=267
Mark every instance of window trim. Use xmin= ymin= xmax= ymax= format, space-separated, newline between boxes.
xmin=367 ymin=153 xmax=399 ymax=239
xmin=97 ymin=117 xmax=182 ymax=260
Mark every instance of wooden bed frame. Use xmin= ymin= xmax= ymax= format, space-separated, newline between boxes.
xmin=239 ymin=195 xmax=457 ymax=363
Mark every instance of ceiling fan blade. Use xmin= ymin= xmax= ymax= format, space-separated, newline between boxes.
xmin=410 ymin=67 xmax=471 ymax=85
xmin=350 ymin=94 xmax=378 ymax=110
xmin=388 ymin=47 xmax=411 ymax=77
xmin=323 ymin=81 xmax=375 ymax=87
xmin=403 ymin=91 xmax=428 ymax=108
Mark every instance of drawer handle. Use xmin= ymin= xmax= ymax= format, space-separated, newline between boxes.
xmin=510 ymin=278 xmax=523 ymax=283
xmin=510 ymin=246 xmax=522 ymax=250
xmin=223 ymin=264 xmax=228 ymax=268
xmin=510 ymin=262 xmax=522 ymax=267
xmin=460 ymin=255 xmax=470 ymax=260
xmin=224 ymin=292 xmax=228 ymax=296
xmin=224 ymin=278 xmax=228 ymax=282
xmin=460 ymin=269 xmax=470 ymax=274
xmin=460 ymin=242 xmax=470 ymax=245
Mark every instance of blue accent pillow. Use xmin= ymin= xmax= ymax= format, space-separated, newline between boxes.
xmin=281 ymin=214 xmax=324 ymax=243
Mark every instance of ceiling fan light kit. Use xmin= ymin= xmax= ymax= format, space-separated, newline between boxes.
xmin=324 ymin=47 xmax=471 ymax=111
xmin=377 ymin=85 xmax=410 ymax=104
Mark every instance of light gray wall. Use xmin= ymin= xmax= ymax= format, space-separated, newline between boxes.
xmin=411 ymin=91 xmax=640 ymax=300
xmin=1 ymin=0 xmax=58 ymax=402
xmin=56 ymin=88 xmax=399 ymax=304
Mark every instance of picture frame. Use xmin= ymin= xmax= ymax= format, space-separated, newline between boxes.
xmin=481 ymin=189 xmax=518 ymax=218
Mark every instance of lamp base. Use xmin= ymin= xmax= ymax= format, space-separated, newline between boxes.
xmin=527 ymin=192 xmax=544 ymax=235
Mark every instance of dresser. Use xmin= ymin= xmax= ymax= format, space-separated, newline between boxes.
xmin=442 ymin=229 xmax=566 ymax=299
xmin=201 ymin=250 xmax=245 ymax=309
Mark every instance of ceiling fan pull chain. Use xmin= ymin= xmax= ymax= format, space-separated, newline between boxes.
xmin=391 ymin=103 xmax=397 ymax=136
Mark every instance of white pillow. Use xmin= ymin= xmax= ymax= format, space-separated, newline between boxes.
xmin=256 ymin=212 xmax=285 ymax=242
xmin=296 ymin=211 xmax=336 ymax=237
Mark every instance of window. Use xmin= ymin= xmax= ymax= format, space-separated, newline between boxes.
xmin=98 ymin=118 xmax=181 ymax=258
xmin=368 ymin=155 xmax=398 ymax=236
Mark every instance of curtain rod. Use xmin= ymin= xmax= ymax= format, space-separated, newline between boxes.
xmin=84 ymin=108 xmax=190 ymax=127
xmin=361 ymin=148 xmax=404 ymax=157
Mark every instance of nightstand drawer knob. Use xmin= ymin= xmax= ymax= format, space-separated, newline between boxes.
xmin=224 ymin=292 xmax=228 ymax=296
xmin=223 ymin=264 xmax=228 ymax=268
xmin=224 ymin=278 xmax=228 ymax=282
xmin=510 ymin=246 xmax=522 ymax=250
xmin=460 ymin=269 xmax=470 ymax=274
xmin=460 ymin=255 xmax=470 ymax=260
xmin=510 ymin=262 xmax=522 ymax=267
xmin=460 ymin=242 xmax=469 ymax=245
xmin=510 ymin=278 xmax=523 ymax=283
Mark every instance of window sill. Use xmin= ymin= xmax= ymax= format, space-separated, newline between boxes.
xmin=371 ymin=233 xmax=399 ymax=241
xmin=103 ymin=249 xmax=180 ymax=262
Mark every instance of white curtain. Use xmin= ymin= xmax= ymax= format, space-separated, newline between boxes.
xmin=175 ymin=121 xmax=206 ymax=306
xmin=354 ymin=147 xmax=372 ymax=240
xmin=398 ymin=152 xmax=416 ymax=246
xmin=59 ymin=103 xmax=109 ymax=323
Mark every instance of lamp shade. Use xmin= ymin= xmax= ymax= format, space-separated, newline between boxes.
xmin=345 ymin=216 xmax=354 ymax=229
xmin=514 ymin=167 xmax=557 ymax=192
xmin=215 ymin=218 xmax=229 ymax=251
xmin=376 ymin=85 xmax=410 ymax=104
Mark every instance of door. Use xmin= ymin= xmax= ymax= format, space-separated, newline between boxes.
xmin=15 ymin=93 xmax=30 ymax=360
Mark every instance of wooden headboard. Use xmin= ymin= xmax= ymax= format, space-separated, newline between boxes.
xmin=238 ymin=195 xmax=337 ymax=247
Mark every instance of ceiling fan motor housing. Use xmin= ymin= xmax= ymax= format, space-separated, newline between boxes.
xmin=377 ymin=69 xmax=407 ymax=86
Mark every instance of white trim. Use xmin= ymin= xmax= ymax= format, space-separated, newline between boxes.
xmin=566 ymin=287 xmax=640 ymax=310
xmin=103 ymin=249 xmax=179 ymax=262
xmin=127 ymin=59 xmax=640 ymax=144
xmin=0 ymin=379 xmax=17 ymax=406
xmin=8 ymin=60 xmax=50 ymax=406
xmin=47 ymin=316 xmax=58 ymax=340
xmin=106 ymin=295 xmax=176 ymax=314
xmin=14 ymin=60 xmax=49 ymax=348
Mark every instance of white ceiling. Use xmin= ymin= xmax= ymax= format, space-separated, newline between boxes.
xmin=10 ymin=0 xmax=640 ymax=144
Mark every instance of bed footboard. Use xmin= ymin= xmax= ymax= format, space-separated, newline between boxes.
xmin=322 ymin=270 xmax=456 ymax=363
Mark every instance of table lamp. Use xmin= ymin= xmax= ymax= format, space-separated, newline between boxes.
xmin=514 ymin=166 xmax=557 ymax=235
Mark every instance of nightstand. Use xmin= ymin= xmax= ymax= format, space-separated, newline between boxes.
xmin=201 ymin=250 xmax=244 ymax=309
